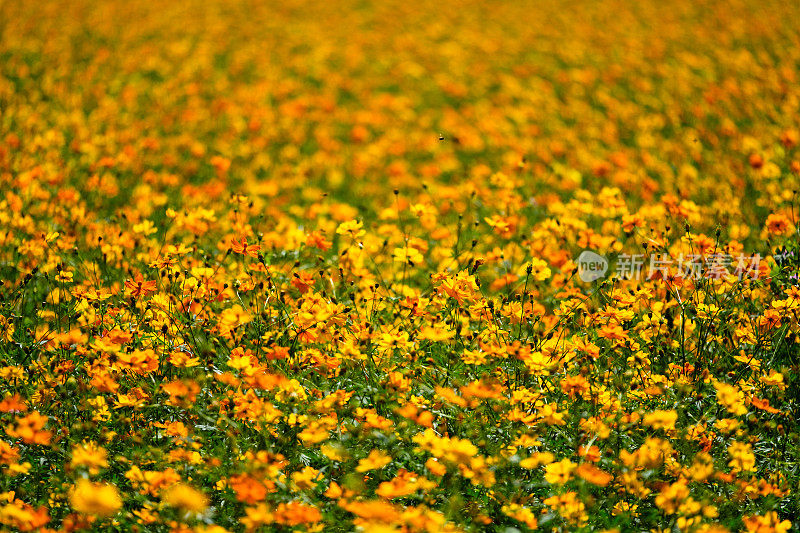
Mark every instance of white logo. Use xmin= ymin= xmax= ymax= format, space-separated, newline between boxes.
xmin=577 ymin=250 xmax=608 ymax=282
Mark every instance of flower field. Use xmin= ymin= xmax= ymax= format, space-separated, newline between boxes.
xmin=2 ymin=0 xmax=800 ymax=530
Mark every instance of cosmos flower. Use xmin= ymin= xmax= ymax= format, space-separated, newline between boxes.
xmin=69 ymin=479 xmax=122 ymax=517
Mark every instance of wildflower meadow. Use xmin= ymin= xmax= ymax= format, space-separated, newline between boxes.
xmin=1 ymin=0 xmax=800 ymax=531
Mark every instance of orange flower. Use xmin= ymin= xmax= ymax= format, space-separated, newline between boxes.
xmin=575 ymin=463 xmax=613 ymax=486
xmin=124 ymin=274 xmax=158 ymax=298
xmin=750 ymin=397 xmax=781 ymax=414
xmin=765 ymin=213 xmax=791 ymax=235
xmin=5 ymin=412 xmax=51 ymax=445
xmin=271 ymin=501 xmax=322 ymax=526
xmin=0 ymin=394 xmax=27 ymax=413
xmin=306 ymin=230 xmax=332 ymax=251
xmin=230 ymin=236 xmax=261 ymax=257
xmin=210 ymin=155 xmax=231 ymax=175
xmin=743 ymin=512 xmax=792 ymax=532
xmin=230 ymin=474 xmax=271 ymax=504
xmin=356 ymin=450 xmax=392 ymax=472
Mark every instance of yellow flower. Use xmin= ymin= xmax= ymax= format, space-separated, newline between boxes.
xmin=6 ymin=462 xmax=31 ymax=476
xmin=728 ymin=441 xmax=756 ymax=473
xmin=0 ymin=316 xmax=13 ymax=342
xmin=689 ymin=452 xmax=715 ymax=482
xmin=356 ymin=450 xmax=392 ymax=472
xmin=519 ymin=451 xmax=555 ymax=469
xmin=70 ymin=479 xmax=122 ymax=517
xmin=543 ymin=491 xmax=587 ymax=527
xmin=162 ymin=483 xmax=209 ymax=514
xmin=612 ymin=501 xmax=639 ymax=517
xmin=55 ymin=270 xmax=74 ymax=282
xmin=714 ymin=380 xmax=747 ymax=416
xmin=292 ymin=466 xmax=321 ymax=490
xmin=133 ymin=219 xmax=158 ymax=236
xmin=298 ymin=423 xmax=330 ymax=445
xmin=544 ymin=458 xmax=577 ymax=484
xmin=760 ymin=370 xmax=786 ymax=390
xmin=715 ymin=418 xmax=740 ymax=435
xmin=527 ymin=258 xmax=552 ymax=281
xmin=501 ymin=503 xmax=538 ymax=529
xmin=642 ymin=410 xmax=678 ymax=431
xmin=70 ymin=442 xmax=109 ymax=475
xmin=321 ymin=443 xmax=350 ymax=462
xmin=393 ymin=246 xmax=424 ymax=264
xmin=336 ymin=219 xmax=365 ymax=239
xmin=654 ymin=480 xmax=690 ymax=515
xmin=168 ymin=350 xmax=201 ymax=368
xmin=218 ymin=305 xmax=252 ymax=334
